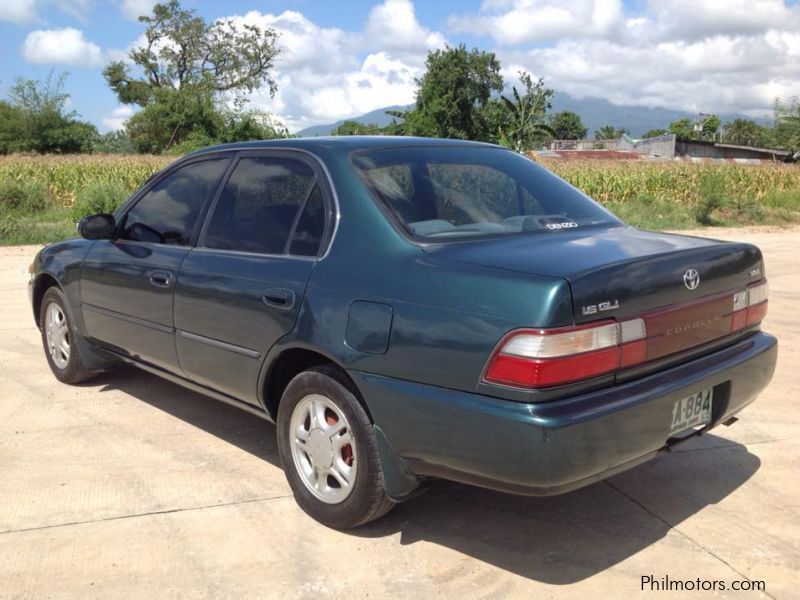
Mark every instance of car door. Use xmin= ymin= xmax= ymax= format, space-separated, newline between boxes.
xmin=174 ymin=151 xmax=332 ymax=403
xmin=80 ymin=155 xmax=232 ymax=372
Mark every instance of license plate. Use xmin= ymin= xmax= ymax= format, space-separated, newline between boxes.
xmin=670 ymin=389 xmax=713 ymax=436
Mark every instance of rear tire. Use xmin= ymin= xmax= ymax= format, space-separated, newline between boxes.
xmin=39 ymin=287 xmax=95 ymax=384
xmin=277 ymin=366 xmax=394 ymax=528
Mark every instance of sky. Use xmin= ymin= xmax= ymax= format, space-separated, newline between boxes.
xmin=1 ymin=0 xmax=799 ymax=133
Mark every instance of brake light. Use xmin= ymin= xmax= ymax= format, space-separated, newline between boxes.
xmin=731 ymin=281 xmax=768 ymax=331
xmin=483 ymin=318 xmax=647 ymax=389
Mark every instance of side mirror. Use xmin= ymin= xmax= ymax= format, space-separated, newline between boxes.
xmin=78 ymin=213 xmax=116 ymax=240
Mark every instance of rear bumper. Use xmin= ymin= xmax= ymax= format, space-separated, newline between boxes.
xmin=352 ymin=331 xmax=777 ymax=499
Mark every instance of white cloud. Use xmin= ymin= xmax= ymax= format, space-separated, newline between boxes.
xmin=448 ymin=0 xmax=624 ymax=45
xmin=22 ymin=27 xmax=104 ymax=66
xmin=448 ymin=0 xmax=800 ymax=117
xmin=53 ymin=0 xmax=94 ymax=22
xmin=102 ymin=105 xmax=136 ymax=131
xmin=498 ymin=32 xmax=800 ymax=116
xmin=222 ymin=1 xmax=447 ymax=132
xmin=120 ymin=0 xmax=155 ymax=21
xmin=0 ymin=0 xmax=37 ymax=24
xmin=365 ymin=0 xmax=446 ymax=56
xmin=646 ymin=0 xmax=799 ymax=41
xmin=1 ymin=0 xmax=95 ymax=24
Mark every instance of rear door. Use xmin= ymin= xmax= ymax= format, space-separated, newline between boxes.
xmin=174 ymin=151 xmax=332 ymax=403
xmin=81 ymin=155 xmax=231 ymax=372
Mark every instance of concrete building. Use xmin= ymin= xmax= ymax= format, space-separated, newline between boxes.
xmin=544 ymin=134 xmax=795 ymax=162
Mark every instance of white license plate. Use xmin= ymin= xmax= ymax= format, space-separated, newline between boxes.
xmin=670 ymin=389 xmax=713 ymax=436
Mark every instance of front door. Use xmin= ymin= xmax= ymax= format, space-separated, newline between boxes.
xmin=81 ymin=156 xmax=231 ymax=372
xmin=174 ymin=153 xmax=330 ymax=403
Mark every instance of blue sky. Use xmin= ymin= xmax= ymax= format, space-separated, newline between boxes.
xmin=2 ymin=1 xmax=799 ymax=133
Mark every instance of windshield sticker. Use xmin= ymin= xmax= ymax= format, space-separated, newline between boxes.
xmin=545 ymin=221 xmax=579 ymax=230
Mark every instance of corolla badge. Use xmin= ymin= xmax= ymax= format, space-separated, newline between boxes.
xmin=683 ymin=268 xmax=700 ymax=290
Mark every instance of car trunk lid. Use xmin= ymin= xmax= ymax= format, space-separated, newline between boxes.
xmin=424 ymin=225 xmax=764 ymax=361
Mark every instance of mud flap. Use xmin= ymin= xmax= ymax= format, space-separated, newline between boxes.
xmin=373 ymin=424 xmax=422 ymax=501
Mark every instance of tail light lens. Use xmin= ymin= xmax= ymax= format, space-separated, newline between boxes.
xmin=732 ymin=280 xmax=768 ymax=331
xmin=483 ymin=318 xmax=647 ymax=389
xmin=485 ymin=280 xmax=768 ymax=390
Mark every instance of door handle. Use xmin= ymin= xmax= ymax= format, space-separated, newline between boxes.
xmin=148 ymin=270 xmax=173 ymax=288
xmin=262 ymin=288 xmax=295 ymax=310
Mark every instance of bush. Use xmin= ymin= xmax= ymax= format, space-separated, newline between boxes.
xmin=71 ymin=181 xmax=132 ymax=220
xmin=165 ymin=129 xmax=216 ymax=156
xmin=0 ymin=213 xmax=21 ymax=238
xmin=0 ymin=179 xmax=49 ymax=213
xmin=695 ymin=172 xmax=726 ymax=225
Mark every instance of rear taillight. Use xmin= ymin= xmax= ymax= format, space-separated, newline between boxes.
xmin=486 ymin=280 xmax=769 ymax=390
xmin=483 ymin=318 xmax=647 ymax=389
xmin=732 ymin=280 xmax=768 ymax=331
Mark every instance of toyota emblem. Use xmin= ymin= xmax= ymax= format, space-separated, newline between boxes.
xmin=683 ymin=269 xmax=700 ymax=290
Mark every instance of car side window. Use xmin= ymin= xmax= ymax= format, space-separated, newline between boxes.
xmin=120 ymin=158 xmax=229 ymax=245
xmin=289 ymin=184 xmax=325 ymax=257
xmin=203 ymin=157 xmax=318 ymax=255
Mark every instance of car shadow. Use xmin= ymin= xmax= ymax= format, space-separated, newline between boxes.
xmin=96 ymin=365 xmax=761 ymax=585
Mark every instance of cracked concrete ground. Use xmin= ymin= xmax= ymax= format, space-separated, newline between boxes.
xmin=0 ymin=228 xmax=798 ymax=599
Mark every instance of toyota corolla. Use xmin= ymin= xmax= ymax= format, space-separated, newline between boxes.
xmin=29 ymin=137 xmax=777 ymax=528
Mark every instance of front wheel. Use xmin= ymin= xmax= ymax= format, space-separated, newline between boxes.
xmin=277 ymin=366 xmax=394 ymax=528
xmin=39 ymin=287 xmax=95 ymax=384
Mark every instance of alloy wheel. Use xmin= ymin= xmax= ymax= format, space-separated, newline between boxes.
xmin=289 ymin=393 xmax=357 ymax=504
xmin=44 ymin=302 xmax=70 ymax=369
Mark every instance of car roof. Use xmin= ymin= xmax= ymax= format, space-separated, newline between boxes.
xmin=185 ymin=136 xmax=499 ymax=159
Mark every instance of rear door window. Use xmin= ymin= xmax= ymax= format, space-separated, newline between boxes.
xmin=203 ymin=157 xmax=320 ymax=255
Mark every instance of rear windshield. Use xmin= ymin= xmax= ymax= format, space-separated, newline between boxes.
xmin=351 ymin=145 xmax=620 ymax=240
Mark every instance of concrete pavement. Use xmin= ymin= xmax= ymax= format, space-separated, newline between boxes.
xmin=0 ymin=229 xmax=798 ymax=599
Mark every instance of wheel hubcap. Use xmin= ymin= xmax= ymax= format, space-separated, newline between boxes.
xmin=44 ymin=302 xmax=70 ymax=369
xmin=289 ymin=394 xmax=357 ymax=504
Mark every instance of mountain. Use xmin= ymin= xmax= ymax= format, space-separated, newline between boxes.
xmin=548 ymin=93 xmax=761 ymax=137
xmin=295 ymin=93 xmax=765 ymax=138
xmin=296 ymin=105 xmax=409 ymax=137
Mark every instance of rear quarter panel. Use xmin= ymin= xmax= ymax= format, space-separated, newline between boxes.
xmin=270 ymin=151 xmax=574 ymax=394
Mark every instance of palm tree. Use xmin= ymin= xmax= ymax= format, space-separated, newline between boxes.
xmin=497 ymin=72 xmax=555 ymax=152
xmin=595 ymin=125 xmax=626 ymax=140
xmin=722 ymin=119 xmax=766 ymax=146
xmin=774 ymin=99 xmax=800 ymax=156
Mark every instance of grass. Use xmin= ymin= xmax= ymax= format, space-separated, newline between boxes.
xmin=0 ymin=153 xmax=799 ymax=245
xmin=0 ymin=154 xmax=172 ymax=245
xmin=539 ymin=158 xmax=800 ymax=229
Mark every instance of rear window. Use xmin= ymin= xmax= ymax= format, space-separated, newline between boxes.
xmin=351 ymin=146 xmax=620 ymax=240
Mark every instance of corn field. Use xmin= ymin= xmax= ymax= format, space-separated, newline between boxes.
xmin=0 ymin=154 xmax=174 ymax=205
xmin=0 ymin=153 xmax=799 ymax=245
xmin=536 ymin=158 xmax=800 ymax=205
xmin=1 ymin=153 xmax=798 ymax=208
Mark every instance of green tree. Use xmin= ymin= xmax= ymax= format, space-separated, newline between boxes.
xmin=722 ymin=119 xmax=767 ymax=146
xmin=93 ymin=130 xmax=136 ymax=154
xmin=0 ymin=72 xmax=97 ymax=154
xmin=490 ymin=71 xmax=555 ymax=151
xmin=104 ymin=0 xmax=280 ymax=152
xmin=642 ymin=128 xmax=669 ymax=139
xmin=404 ymin=44 xmax=503 ymax=140
xmin=670 ymin=115 xmax=720 ymax=141
xmin=595 ymin=124 xmax=628 ymax=140
xmin=548 ymin=110 xmax=587 ymax=140
xmin=0 ymin=101 xmax=23 ymax=154
xmin=771 ymin=98 xmax=800 ymax=154
xmin=668 ymin=118 xmax=694 ymax=140
xmin=699 ymin=114 xmax=720 ymax=140
xmin=331 ymin=121 xmax=384 ymax=136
